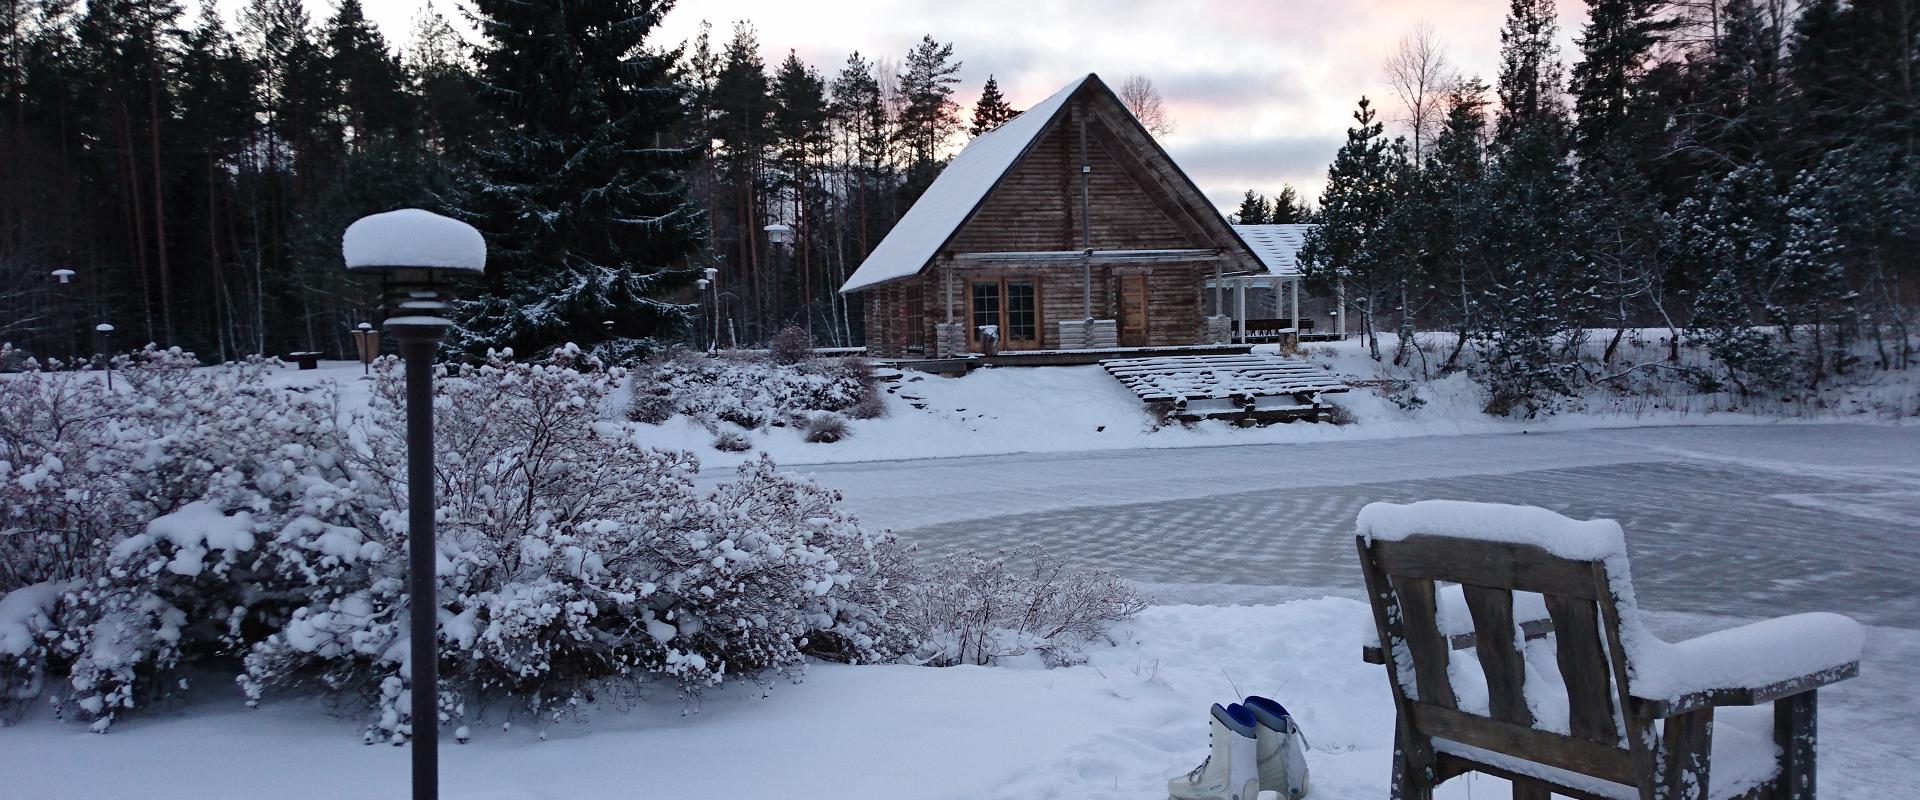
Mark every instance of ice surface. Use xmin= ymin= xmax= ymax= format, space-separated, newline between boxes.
xmin=342 ymin=208 xmax=485 ymax=272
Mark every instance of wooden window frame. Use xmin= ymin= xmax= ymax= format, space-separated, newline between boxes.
xmin=967 ymin=277 xmax=1045 ymax=350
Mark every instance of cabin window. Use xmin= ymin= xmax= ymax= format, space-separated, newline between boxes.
xmin=970 ymin=281 xmax=1001 ymax=334
xmin=904 ymin=295 xmax=925 ymax=352
xmin=1004 ymin=282 xmax=1038 ymax=343
xmin=967 ymin=278 xmax=1043 ymax=349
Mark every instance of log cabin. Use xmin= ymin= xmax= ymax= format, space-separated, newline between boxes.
xmin=841 ymin=73 xmax=1336 ymax=359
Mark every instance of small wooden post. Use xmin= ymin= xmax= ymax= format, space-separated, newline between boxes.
xmin=1775 ymin=691 xmax=1817 ymax=800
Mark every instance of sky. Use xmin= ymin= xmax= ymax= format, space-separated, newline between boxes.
xmin=337 ymin=0 xmax=1590 ymax=211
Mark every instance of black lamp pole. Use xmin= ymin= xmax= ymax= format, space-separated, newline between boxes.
xmin=392 ymin=321 xmax=443 ymax=800
xmin=343 ymin=209 xmax=485 ymax=800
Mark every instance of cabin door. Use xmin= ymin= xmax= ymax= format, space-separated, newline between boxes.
xmin=1119 ymin=274 xmax=1150 ymax=347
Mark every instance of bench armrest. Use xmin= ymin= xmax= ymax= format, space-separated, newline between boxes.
xmin=1629 ymin=612 xmax=1864 ymax=717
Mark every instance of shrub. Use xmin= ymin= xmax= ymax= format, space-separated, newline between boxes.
xmin=768 ymin=325 xmax=814 ymax=365
xmin=627 ymin=349 xmax=880 ymax=433
xmin=711 ymin=430 xmax=752 ymax=452
xmin=804 ymin=413 xmax=850 ymax=443
xmin=902 ymin=548 xmax=1147 ymax=668
xmin=0 ymin=346 xmax=916 ymax=737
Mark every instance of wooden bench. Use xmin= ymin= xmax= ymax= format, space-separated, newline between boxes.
xmin=1241 ymin=318 xmax=1297 ymax=343
xmin=285 ymin=351 xmax=323 ymax=370
xmin=1354 ymin=501 xmax=1862 ymax=800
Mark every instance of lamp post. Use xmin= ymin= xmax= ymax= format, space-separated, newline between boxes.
xmin=342 ymin=209 xmax=485 ymax=800
xmin=94 ymin=323 xmax=114 ymax=390
xmin=50 ymin=268 xmax=75 ymax=365
xmin=694 ymin=279 xmax=708 ymax=350
xmin=351 ymin=322 xmax=380 ymax=375
xmin=703 ymin=267 xmax=719 ymax=354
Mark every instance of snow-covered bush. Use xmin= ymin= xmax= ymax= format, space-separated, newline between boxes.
xmin=0 ymin=345 xmax=370 ymax=728
xmin=902 ymin=548 xmax=1147 ymax=668
xmin=236 ymin=350 xmax=915 ymax=739
xmin=0 ymin=345 xmax=917 ymax=735
xmin=626 ymin=349 xmax=879 ymax=434
xmin=804 ymin=412 xmax=850 ymax=443
xmin=711 ymin=430 xmax=752 ymax=452
xmin=768 ymin=325 xmax=813 ymax=365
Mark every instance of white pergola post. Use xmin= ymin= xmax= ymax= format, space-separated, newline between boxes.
xmin=1290 ymin=276 xmax=1301 ymax=333
xmin=1233 ymin=279 xmax=1247 ymax=343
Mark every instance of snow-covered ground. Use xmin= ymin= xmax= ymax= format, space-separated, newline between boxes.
xmin=4 ymin=598 xmax=1913 ymax=798
xmin=5 ymin=353 xmax=1915 ymax=798
xmin=627 ymin=335 xmax=1918 ymax=469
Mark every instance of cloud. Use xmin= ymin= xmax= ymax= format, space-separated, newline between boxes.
xmin=1166 ymin=135 xmax=1338 ymax=210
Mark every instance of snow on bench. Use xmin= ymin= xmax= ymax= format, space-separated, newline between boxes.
xmin=1099 ymin=353 xmax=1347 ymax=422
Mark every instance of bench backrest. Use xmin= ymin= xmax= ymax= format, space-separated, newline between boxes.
xmin=1355 ymin=532 xmax=1643 ymax=786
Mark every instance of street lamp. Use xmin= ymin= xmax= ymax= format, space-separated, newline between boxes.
xmin=342 ymin=208 xmax=485 ymax=800
xmin=50 ymin=269 xmax=76 ymax=365
xmin=763 ymin=222 xmax=792 ymax=247
xmin=351 ymin=322 xmax=380 ymax=375
xmin=703 ymin=267 xmax=719 ymax=353
xmin=694 ymin=279 xmax=709 ymax=350
xmin=94 ymin=323 xmax=114 ymax=390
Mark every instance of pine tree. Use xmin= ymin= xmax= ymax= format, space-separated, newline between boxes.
xmin=894 ymin=35 xmax=961 ymax=201
xmin=455 ymin=0 xmax=706 ymax=360
xmin=319 ymin=0 xmax=408 ymax=149
xmin=710 ymin=23 xmax=771 ymax=340
xmin=404 ymin=0 xmax=478 ymax=156
xmin=969 ymin=74 xmax=1015 ymax=136
xmin=1232 ymin=190 xmax=1269 ymax=225
xmin=770 ymin=50 xmax=830 ymax=334
xmin=1299 ymin=97 xmax=1405 ymax=361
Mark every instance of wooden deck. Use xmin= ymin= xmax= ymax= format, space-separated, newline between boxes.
xmin=1100 ymin=352 xmax=1349 ymax=423
xmin=882 ymin=344 xmax=1255 ymax=374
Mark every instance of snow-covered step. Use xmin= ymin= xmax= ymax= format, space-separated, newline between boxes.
xmin=1099 ymin=353 xmax=1349 ymax=422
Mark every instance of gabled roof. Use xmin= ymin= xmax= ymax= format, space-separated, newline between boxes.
xmin=1231 ymin=224 xmax=1317 ymax=278
xmin=840 ymin=76 xmax=1089 ymax=294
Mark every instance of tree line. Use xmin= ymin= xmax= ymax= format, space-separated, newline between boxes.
xmin=1296 ymin=0 xmax=1917 ymax=414
xmin=1 ymin=0 xmax=1070 ymax=362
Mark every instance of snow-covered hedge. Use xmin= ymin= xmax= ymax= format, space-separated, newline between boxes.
xmin=0 ymin=346 xmax=917 ymax=736
xmin=626 ymin=349 xmax=881 ymax=433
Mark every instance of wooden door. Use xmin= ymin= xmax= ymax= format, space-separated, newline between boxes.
xmin=1119 ymin=274 xmax=1149 ymax=346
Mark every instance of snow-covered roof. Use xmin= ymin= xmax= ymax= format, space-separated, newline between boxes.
xmin=1231 ymin=224 xmax=1316 ymax=278
xmin=840 ymin=76 xmax=1091 ymax=294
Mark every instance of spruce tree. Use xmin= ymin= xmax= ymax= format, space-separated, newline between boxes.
xmin=969 ymin=75 xmax=1015 ymax=136
xmin=1477 ymin=0 xmax=1587 ymax=415
xmin=1269 ymin=185 xmax=1310 ymax=223
xmin=1571 ymin=0 xmax=1675 ymax=363
xmin=1232 ymin=190 xmax=1269 ymax=225
xmin=1421 ymin=78 xmax=1492 ymax=369
xmin=455 ymin=0 xmax=706 ymax=360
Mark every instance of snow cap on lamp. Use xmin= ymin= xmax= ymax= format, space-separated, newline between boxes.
xmin=342 ymin=209 xmax=485 ymax=274
xmin=343 ymin=209 xmax=485 ymax=329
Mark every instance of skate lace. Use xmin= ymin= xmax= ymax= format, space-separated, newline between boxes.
xmin=1185 ymin=754 xmax=1210 ymax=782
